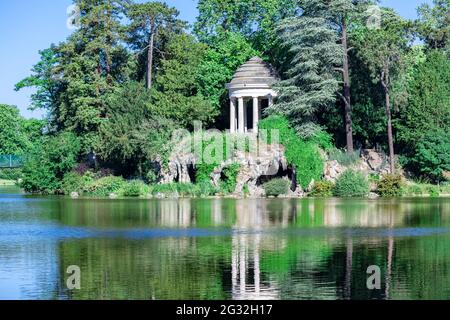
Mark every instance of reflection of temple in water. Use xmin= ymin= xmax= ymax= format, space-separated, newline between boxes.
xmin=230 ymin=199 xmax=297 ymax=300
xmin=231 ymin=233 xmax=280 ymax=300
xmin=151 ymin=199 xmax=440 ymax=300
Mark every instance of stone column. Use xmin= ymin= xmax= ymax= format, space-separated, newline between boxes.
xmin=253 ymin=96 xmax=259 ymax=134
xmin=268 ymin=94 xmax=274 ymax=107
xmin=230 ymin=98 xmax=236 ymax=133
xmin=243 ymin=100 xmax=248 ymax=133
xmin=238 ymin=97 xmax=244 ymax=134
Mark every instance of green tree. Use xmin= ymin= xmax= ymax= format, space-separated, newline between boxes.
xmin=194 ymin=0 xmax=301 ymax=63
xmin=352 ymin=9 xmax=412 ymax=173
xmin=196 ymin=32 xmax=259 ymax=126
xmin=127 ymin=1 xmax=184 ymax=90
xmin=397 ymin=50 xmax=450 ymax=151
xmin=269 ymin=6 xmax=342 ymax=137
xmin=271 ymin=0 xmax=374 ymax=147
xmin=21 ymin=132 xmax=81 ymax=193
xmin=16 ymin=0 xmax=131 ymax=149
xmin=15 ymin=47 xmax=62 ymax=114
xmin=323 ymin=0 xmax=375 ymax=153
xmin=151 ymin=33 xmax=216 ymax=127
xmin=409 ymin=130 xmax=450 ymax=182
xmin=416 ymin=0 xmax=450 ymax=52
xmin=98 ymin=82 xmax=174 ymax=176
xmin=0 ymin=104 xmax=29 ymax=155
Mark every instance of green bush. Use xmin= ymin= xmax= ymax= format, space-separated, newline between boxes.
xmin=368 ymin=173 xmax=381 ymax=183
xmin=243 ymin=184 xmax=250 ymax=196
xmin=409 ymin=185 xmax=423 ymax=196
xmin=62 ymin=172 xmax=91 ymax=195
xmin=427 ymin=186 xmax=440 ymax=197
xmin=152 ymin=183 xmax=206 ymax=197
xmin=310 ymin=180 xmax=334 ymax=197
xmin=259 ymin=116 xmax=327 ymax=189
xmin=197 ymin=181 xmax=218 ymax=197
xmin=328 ymin=148 xmax=361 ymax=166
xmin=0 ymin=168 xmax=23 ymax=181
xmin=333 ymin=170 xmax=369 ymax=198
xmin=121 ymin=180 xmax=149 ymax=197
xmin=175 ymin=183 xmax=200 ymax=197
xmin=21 ymin=132 xmax=81 ymax=194
xmin=263 ymin=178 xmax=290 ymax=197
xmin=220 ymin=163 xmax=240 ymax=194
xmin=84 ymin=176 xmax=126 ymax=197
xmin=377 ymin=174 xmax=404 ymax=197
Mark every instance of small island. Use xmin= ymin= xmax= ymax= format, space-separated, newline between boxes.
xmin=0 ymin=0 xmax=449 ymax=301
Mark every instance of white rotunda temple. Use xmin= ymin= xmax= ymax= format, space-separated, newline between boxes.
xmin=226 ymin=57 xmax=279 ymax=134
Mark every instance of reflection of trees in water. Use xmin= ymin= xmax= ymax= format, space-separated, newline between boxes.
xmin=53 ymin=197 xmax=450 ymax=230
xmin=54 ymin=197 xmax=450 ymax=300
xmin=59 ymin=238 xmax=233 ymax=300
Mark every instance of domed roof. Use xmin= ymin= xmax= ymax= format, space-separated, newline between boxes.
xmin=227 ymin=57 xmax=279 ymax=89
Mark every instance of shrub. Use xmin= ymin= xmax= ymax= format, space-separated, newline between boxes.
xmin=21 ymin=132 xmax=81 ymax=194
xmin=243 ymin=184 xmax=250 ymax=196
xmin=0 ymin=168 xmax=22 ymax=181
xmin=377 ymin=174 xmax=404 ymax=197
xmin=175 ymin=183 xmax=199 ymax=197
xmin=197 ymin=181 xmax=218 ymax=197
xmin=263 ymin=178 xmax=290 ymax=197
xmin=427 ymin=186 xmax=440 ymax=197
xmin=61 ymin=172 xmax=90 ymax=195
xmin=220 ymin=163 xmax=240 ymax=194
xmin=368 ymin=173 xmax=381 ymax=183
xmin=310 ymin=180 xmax=334 ymax=197
xmin=121 ymin=180 xmax=149 ymax=197
xmin=409 ymin=185 xmax=423 ymax=196
xmin=152 ymin=183 xmax=205 ymax=197
xmin=259 ymin=115 xmax=327 ymax=189
xmin=328 ymin=148 xmax=361 ymax=166
xmin=333 ymin=170 xmax=369 ymax=198
xmin=84 ymin=176 xmax=126 ymax=197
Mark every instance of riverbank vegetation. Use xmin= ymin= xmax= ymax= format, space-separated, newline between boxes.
xmin=0 ymin=0 xmax=449 ymax=198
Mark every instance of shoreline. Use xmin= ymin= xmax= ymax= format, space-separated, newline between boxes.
xmin=0 ymin=179 xmax=15 ymax=186
xmin=2 ymin=187 xmax=449 ymax=200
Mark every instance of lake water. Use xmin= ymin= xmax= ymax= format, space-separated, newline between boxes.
xmin=1 ymin=185 xmax=450 ymax=300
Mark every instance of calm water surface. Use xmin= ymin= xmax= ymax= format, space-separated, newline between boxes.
xmin=1 ymin=185 xmax=450 ymax=300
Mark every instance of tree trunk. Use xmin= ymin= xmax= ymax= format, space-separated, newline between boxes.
xmin=381 ymin=70 xmax=396 ymax=174
xmin=146 ymin=21 xmax=155 ymax=91
xmin=342 ymin=18 xmax=354 ymax=153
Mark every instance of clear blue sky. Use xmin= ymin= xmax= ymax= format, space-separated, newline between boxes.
xmin=0 ymin=0 xmax=431 ymax=119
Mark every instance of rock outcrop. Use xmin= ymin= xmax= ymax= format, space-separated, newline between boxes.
xmin=323 ymin=160 xmax=345 ymax=183
xmin=160 ymin=136 xmax=297 ymax=197
xmin=160 ymin=153 xmax=196 ymax=184
xmin=323 ymin=149 xmax=392 ymax=182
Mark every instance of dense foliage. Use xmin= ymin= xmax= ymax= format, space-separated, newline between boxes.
xmin=310 ymin=180 xmax=334 ymax=197
xmin=21 ymin=132 xmax=81 ymax=193
xmin=263 ymin=178 xmax=290 ymax=197
xmin=2 ymin=0 xmax=448 ymax=196
xmin=408 ymin=130 xmax=450 ymax=183
xmin=333 ymin=170 xmax=369 ymax=198
xmin=0 ymin=104 xmax=33 ymax=155
xmin=397 ymin=51 xmax=450 ymax=152
xmin=259 ymin=115 xmax=327 ymax=189
xmin=377 ymin=174 xmax=404 ymax=197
